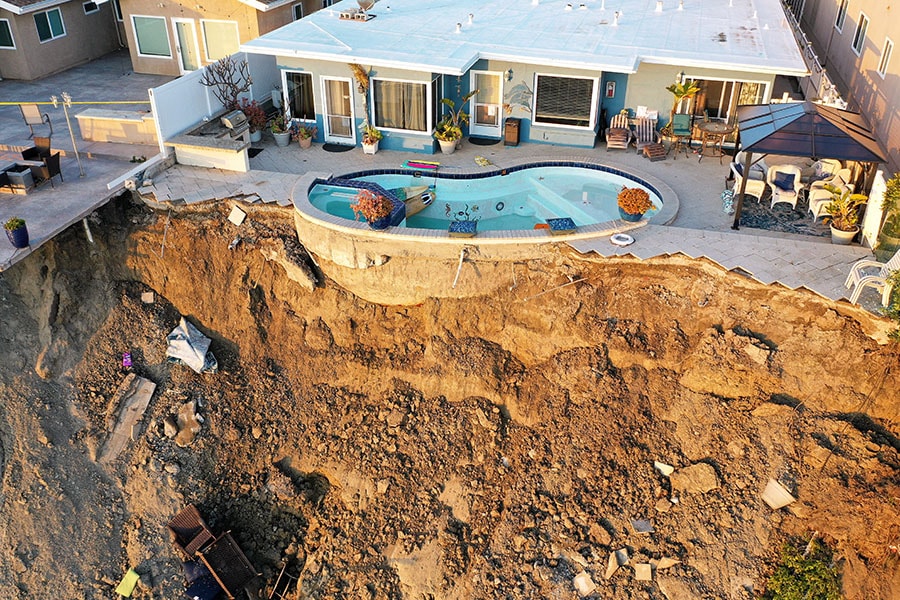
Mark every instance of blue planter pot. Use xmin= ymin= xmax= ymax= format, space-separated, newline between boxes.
xmin=6 ymin=225 xmax=29 ymax=248
xmin=618 ymin=207 xmax=644 ymax=222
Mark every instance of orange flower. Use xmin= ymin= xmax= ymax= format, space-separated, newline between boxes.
xmin=617 ymin=186 xmax=656 ymax=215
xmin=351 ymin=189 xmax=393 ymax=221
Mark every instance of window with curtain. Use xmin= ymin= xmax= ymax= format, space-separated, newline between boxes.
xmin=835 ymin=0 xmax=848 ymax=31
xmin=34 ymin=8 xmax=65 ymax=42
xmin=877 ymin=38 xmax=893 ymax=77
xmin=0 ymin=19 xmax=14 ymax=49
xmin=533 ymin=75 xmax=595 ymax=128
xmin=373 ymin=79 xmax=427 ymax=132
xmin=286 ymin=72 xmax=315 ymax=121
xmin=200 ymin=20 xmax=239 ymax=61
xmin=851 ymin=13 xmax=869 ymax=55
xmin=132 ymin=15 xmax=170 ymax=57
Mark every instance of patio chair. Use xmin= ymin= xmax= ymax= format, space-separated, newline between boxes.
xmin=668 ymin=113 xmax=692 ymax=159
xmin=22 ymin=136 xmax=52 ymax=162
xmin=167 ymin=504 xmax=216 ymax=560
xmin=765 ymin=164 xmax=804 ymax=209
xmin=730 ymin=162 xmax=767 ymax=202
xmin=808 ymin=170 xmax=854 ymax=220
xmin=30 ymin=152 xmax=63 ymax=188
xmin=633 ymin=117 xmax=661 ymax=153
xmin=733 ymin=151 xmax=769 ymax=180
xmin=0 ymin=170 xmax=12 ymax=193
xmin=809 ymin=168 xmax=853 ymax=194
xmin=844 ymin=248 xmax=900 ymax=307
xmin=20 ymin=104 xmax=52 ymax=139
xmin=605 ymin=113 xmax=632 ymax=151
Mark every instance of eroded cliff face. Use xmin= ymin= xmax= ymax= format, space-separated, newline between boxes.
xmin=0 ymin=196 xmax=896 ymax=599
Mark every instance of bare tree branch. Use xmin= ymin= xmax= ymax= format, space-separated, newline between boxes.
xmin=200 ymin=57 xmax=253 ymax=110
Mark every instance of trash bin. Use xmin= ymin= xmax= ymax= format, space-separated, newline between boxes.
xmin=504 ymin=118 xmax=520 ymax=146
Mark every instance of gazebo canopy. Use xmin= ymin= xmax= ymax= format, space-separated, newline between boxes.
xmin=736 ymin=101 xmax=885 ymax=164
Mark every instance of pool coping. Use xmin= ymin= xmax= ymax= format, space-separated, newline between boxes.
xmin=290 ymin=158 xmax=678 ymax=245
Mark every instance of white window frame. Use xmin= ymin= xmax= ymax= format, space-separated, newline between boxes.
xmin=83 ymin=2 xmax=99 ymax=15
xmin=370 ymin=77 xmax=433 ymax=135
xmin=851 ymin=12 xmax=868 ymax=56
xmin=877 ymin=38 xmax=893 ymax=78
xmin=292 ymin=3 xmax=304 ymax=20
xmin=531 ymin=73 xmax=599 ymax=130
xmin=0 ymin=18 xmax=15 ymax=50
xmin=323 ymin=0 xmax=336 ymax=7
xmin=34 ymin=8 xmax=66 ymax=43
xmin=131 ymin=14 xmax=171 ymax=59
xmin=113 ymin=0 xmax=123 ymax=22
xmin=283 ymin=69 xmax=316 ymax=121
xmin=834 ymin=0 xmax=848 ymax=32
xmin=199 ymin=19 xmax=239 ymax=63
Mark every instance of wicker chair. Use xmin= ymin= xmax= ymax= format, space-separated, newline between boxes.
xmin=30 ymin=153 xmax=64 ymax=188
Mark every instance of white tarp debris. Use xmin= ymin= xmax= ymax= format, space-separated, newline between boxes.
xmin=166 ymin=317 xmax=218 ymax=374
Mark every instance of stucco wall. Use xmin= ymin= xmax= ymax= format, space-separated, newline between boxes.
xmin=121 ymin=0 xmax=292 ymax=76
xmin=0 ymin=3 xmax=119 ymax=81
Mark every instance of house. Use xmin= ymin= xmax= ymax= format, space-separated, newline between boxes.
xmin=117 ymin=0 xmax=328 ymax=76
xmin=0 ymin=0 xmax=120 ymax=81
xmin=240 ymin=0 xmax=808 ymax=153
xmin=793 ymin=0 xmax=899 ymax=174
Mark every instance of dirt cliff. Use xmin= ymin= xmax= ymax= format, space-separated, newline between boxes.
xmin=0 ymin=195 xmax=897 ymax=599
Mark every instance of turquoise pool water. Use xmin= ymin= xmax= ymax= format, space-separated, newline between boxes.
xmin=307 ymin=164 xmax=662 ymax=231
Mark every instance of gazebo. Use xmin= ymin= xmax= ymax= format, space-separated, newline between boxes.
xmin=732 ymin=101 xmax=886 ymax=230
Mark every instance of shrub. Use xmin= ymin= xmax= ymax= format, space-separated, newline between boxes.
xmin=763 ymin=539 xmax=841 ymax=600
xmin=351 ymin=189 xmax=393 ymax=222
xmin=4 ymin=217 xmax=25 ymax=231
xmin=617 ymin=186 xmax=656 ymax=215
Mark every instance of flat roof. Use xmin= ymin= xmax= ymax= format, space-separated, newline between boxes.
xmin=241 ymin=0 xmax=808 ymax=76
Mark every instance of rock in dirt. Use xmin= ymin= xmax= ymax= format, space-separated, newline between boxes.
xmin=762 ymin=478 xmax=796 ymax=509
xmin=634 ymin=563 xmax=652 ymax=581
xmin=670 ymin=463 xmax=719 ymax=494
xmin=573 ymin=571 xmax=597 ymax=597
xmin=175 ymin=400 xmax=202 ymax=447
xmin=654 ymin=461 xmax=675 ymax=477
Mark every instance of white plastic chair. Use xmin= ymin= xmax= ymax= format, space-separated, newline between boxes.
xmin=766 ymin=165 xmax=804 ymax=209
xmin=844 ymin=248 xmax=900 ymax=307
xmin=730 ymin=162 xmax=767 ymax=202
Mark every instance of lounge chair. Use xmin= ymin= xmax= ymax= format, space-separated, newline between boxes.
xmin=605 ymin=114 xmax=632 ymax=151
xmin=730 ymin=162 xmax=767 ymax=202
xmin=844 ymin=248 xmax=900 ymax=307
xmin=20 ymin=104 xmax=52 ymax=138
xmin=633 ymin=117 xmax=661 ymax=154
xmin=766 ymin=164 xmax=804 ymax=209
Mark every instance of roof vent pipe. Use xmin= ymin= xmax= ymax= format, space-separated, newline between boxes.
xmin=455 ymin=22 xmax=461 ymax=33
xmin=655 ymin=1 xmax=663 ymax=12
xmin=579 ymin=3 xmax=587 ymax=9
xmin=678 ymin=0 xmax=684 ymax=10
xmin=613 ymin=10 xmax=620 ymax=25
xmin=468 ymin=13 xmax=473 ymax=24
xmin=600 ymin=0 xmax=606 ymax=10
xmin=565 ymin=3 xmax=573 ymax=10
xmin=532 ymin=0 xmax=538 ymax=6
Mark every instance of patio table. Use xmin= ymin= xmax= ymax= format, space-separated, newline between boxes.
xmin=697 ymin=121 xmax=735 ymax=164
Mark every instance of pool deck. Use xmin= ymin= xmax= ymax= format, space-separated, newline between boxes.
xmin=135 ymin=137 xmax=879 ymax=309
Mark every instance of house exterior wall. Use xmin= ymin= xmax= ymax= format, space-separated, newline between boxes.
xmin=0 ymin=3 xmax=119 ymax=81
xmin=800 ymin=0 xmax=899 ymax=173
xmin=120 ymin=0 xmax=294 ymax=76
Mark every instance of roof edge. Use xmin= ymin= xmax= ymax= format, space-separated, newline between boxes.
xmin=236 ymin=0 xmax=294 ymax=12
xmin=0 ymin=0 xmax=70 ymax=15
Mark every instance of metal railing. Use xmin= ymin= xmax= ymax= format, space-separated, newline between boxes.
xmin=782 ymin=2 xmax=847 ymax=108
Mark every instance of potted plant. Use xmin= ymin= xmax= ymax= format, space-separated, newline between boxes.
xmin=822 ymin=183 xmax=868 ymax=245
xmin=663 ymin=78 xmax=701 ymax=133
xmin=617 ymin=186 xmax=657 ymax=222
xmin=351 ymin=188 xmax=398 ymax=230
xmin=269 ymin=113 xmax=291 ymax=147
xmin=291 ymin=121 xmax=317 ymax=149
xmin=239 ymin=98 xmax=267 ymax=143
xmin=879 ymin=173 xmax=900 ymax=249
xmin=433 ymin=90 xmax=478 ymax=154
xmin=4 ymin=217 xmax=29 ymax=249
xmin=362 ymin=123 xmax=383 ymax=154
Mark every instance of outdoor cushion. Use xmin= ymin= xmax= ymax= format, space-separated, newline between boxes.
xmin=733 ymin=163 xmax=743 ymax=176
xmin=773 ymin=172 xmax=796 ymax=192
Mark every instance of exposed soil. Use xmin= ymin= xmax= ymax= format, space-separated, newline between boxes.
xmin=0 ymin=195 xmax=897 ymax=600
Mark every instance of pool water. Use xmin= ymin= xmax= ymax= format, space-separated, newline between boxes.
xmin=307 ymin=164 xmax=661 ymax=231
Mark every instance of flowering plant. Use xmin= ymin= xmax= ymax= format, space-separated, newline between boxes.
xmin=617 ymin=186 xmax=656 ymax=215
xmin=291 ymin=121 xmax=317 ymax=141
xmin=239 ymin=98 xmax=267 ymax=132
xmin=351 ymin=189 xmax=394 ymax=222
xmin=362 ymin=124 xmax=383 ymax=145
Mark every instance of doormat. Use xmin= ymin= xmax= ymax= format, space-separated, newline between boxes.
xmin=248 ymin=148 xmax=264 ymax=158
xmin=737 ymin=196 xmax=830 ymax=237
xmin=323 ymin=143 xmax=355 ymax=153
xmin=468 ymin=137 xmax=502 ymax=146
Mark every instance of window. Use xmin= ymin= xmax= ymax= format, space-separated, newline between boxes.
xmin=83 ymin=2 xmax=99 ymax=15
xmin=132 ymin=15 xmax=171 ymax=58
xmin=533 ymin=74 xmax=597 ymax=128
xmin=293 ymin=3 xmax=304 ymax=20
xmin=113 ymin=0 xmax=123 ymax=22
xmin=200 ymin=20 xmax=239 ymax=61
xmin=688 ymin=78 xmax=767 ymax=123
xmin=877 ymin=38 xmax=894 ymax=77
xmin=0 ymin=19 xmax=14 ymax=49
xmin=851 ymin=13 xmax=868 ymax=55
xmin=286 ymin=71 xmax=315 ymax=121
xmin=834 ymin=0 xmax=848 ymax=31
xmin=373 ymin=79 xmax=428 ymax=132
xmin=34 ymin=8 xmax=65 ymax=43
xmin=323 ymin=0 xmax=336 ymax=7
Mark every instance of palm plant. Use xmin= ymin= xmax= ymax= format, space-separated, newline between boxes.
xmin=665 ymin=79 xmax=701 ymax=126
xmin=434 ymin=90 xmax=479 ymax=142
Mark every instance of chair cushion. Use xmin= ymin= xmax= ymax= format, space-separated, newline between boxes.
xmin=773 ymin=172 xmax=796 ymax=192
xmin=733 ymin=163 xmax=743 ymax=176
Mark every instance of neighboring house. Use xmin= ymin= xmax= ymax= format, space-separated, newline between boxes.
xmin=795 ymin=0 xmax=899 ymax=174
xmin=118 ymin=0 xmax=325 ymax=77
xmin=0 ymin=0 xmax=120 ymax=81
xmin=241 ymin=0 xmax=808 ymax=153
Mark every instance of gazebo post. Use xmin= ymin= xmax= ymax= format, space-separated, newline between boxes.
xmin=731 ymin=151 xmax=754 ymax=230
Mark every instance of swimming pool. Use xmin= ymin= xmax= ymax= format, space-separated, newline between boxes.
xmin=307 ymin=162 xmax=663 ymax=232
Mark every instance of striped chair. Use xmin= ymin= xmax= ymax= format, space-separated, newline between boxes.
xmin=634 ymin=118 xmax=661 ymax=153
xmin=605 ymin=114 xmax=633 ymax=151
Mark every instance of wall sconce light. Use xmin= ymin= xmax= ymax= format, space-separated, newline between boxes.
xmin=507 ymin=68 xmax=514 ymax=82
